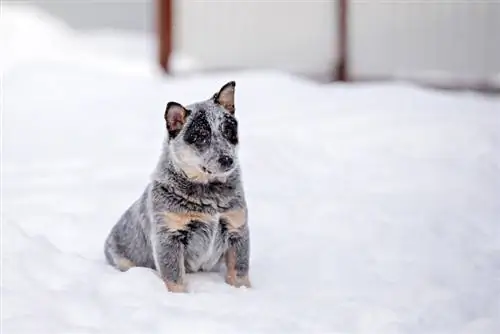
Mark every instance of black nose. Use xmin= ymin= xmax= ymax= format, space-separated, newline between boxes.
xmin=218 ymin=155 xmax=234 ymax=169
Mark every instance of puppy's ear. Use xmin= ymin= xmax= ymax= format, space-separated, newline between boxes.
xmin=213 ymin=81 xmax=235 ymax=114
xmin=165 ymin=102 xmax=188 ymax=138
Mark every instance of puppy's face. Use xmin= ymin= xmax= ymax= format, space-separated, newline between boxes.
xmin=164 ymin=81 xmax=239 ymax=182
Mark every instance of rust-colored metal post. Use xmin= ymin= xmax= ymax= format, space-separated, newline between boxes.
xmin=334 ymin=0 xmax=349 ymax=81
xmin=157 ymin=0 xmax=173 ymax=73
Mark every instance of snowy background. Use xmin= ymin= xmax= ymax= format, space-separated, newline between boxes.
xmin=21 ymin=0 xmax=500 ymax=83
xmin=2 ymin=4 xmax=500 ymax=334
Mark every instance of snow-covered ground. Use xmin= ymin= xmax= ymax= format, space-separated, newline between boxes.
xmin=2 ymin=5 xmax=500 ymax=334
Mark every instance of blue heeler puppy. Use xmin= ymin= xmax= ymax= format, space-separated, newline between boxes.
xmin=104 ymin=81 xmax=251 ymax=292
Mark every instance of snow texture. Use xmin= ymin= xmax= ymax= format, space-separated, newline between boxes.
xmin=2 ymin=5 xmax=500 ymax=334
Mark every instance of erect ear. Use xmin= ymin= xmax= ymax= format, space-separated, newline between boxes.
xmin=164 ymin=101 xmax=188 ymax=138
xmin=213 ymin=81 xmax=236 ymax=114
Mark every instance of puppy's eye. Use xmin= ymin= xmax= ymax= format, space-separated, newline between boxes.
xmin=198 ymin=129 xmax=209 ymax=142
xmin=199 ymin=129 xmax=209 ymax=138
xmin=183 ymin=111 xmax=211 ymax=147
xmin=189 ymin=128 xmax=209 ymax=145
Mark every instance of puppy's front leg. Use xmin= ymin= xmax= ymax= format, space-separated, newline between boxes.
xmin=222 ymin=209 xmax=251 ymax=288
xmin=225 ymin=224 xmax=251 ymax=288
xmin=154 ymin=225 xmax=187 ymax=293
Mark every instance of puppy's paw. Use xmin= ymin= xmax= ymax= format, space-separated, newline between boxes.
xmin=225 ymin=274 xmax=251 ymax=288
xmin=165 ymin=281 xmax=188 ymax=293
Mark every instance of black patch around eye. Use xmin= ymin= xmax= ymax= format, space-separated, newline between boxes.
xmin=183 ymin=110 xmax=211 ymax=149
xmin=222 ymin=116 xmax=238 ymax=145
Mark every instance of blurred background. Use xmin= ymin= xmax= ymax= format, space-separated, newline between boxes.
xmin=5 ymin=0 xmax=499 ymax=92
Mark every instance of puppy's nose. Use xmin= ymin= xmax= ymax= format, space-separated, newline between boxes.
xmin=218 ymin=155 xmax=234 ymax=169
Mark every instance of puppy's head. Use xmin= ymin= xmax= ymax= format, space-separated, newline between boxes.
xmin=164 ymin=81 xmax=239 ymax=182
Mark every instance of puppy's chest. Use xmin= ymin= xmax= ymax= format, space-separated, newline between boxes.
xmin=184 ymin=213 xmax=228 ymax=271
xmin=163 ymin=207 xmax=245 ymax=271
xmin=186 ymin=213 xmax=226 ymax=246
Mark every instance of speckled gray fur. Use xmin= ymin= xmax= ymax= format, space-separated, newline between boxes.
xmin=104 ymin=82 xmax=250 ymax=291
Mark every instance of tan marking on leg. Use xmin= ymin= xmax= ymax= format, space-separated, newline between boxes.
xmin=226 ymin=275 xmax=251 ymax=288
xmin=225 ymin=247 xmax=237 ymax=279
xmin=165 ymin=281 xmax=188 ymax=293
xmin=163 ymin=251 xmax=187 ymax=293
xmin=220 ymin=208 xmax=246 ymax=231
xmin=224 ymin=247 xmax=251 ymax=288
xmin=163 ymin=211 xmax=213 ymax=230
xmin=115 ymin=257 xmax=135 ymax=271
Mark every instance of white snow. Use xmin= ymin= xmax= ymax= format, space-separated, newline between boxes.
xmin=2 ymin=5 xmax=500 ymax=334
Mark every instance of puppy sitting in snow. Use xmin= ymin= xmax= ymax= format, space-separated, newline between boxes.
xmin=104 ymin=81 xmax=251 ymax=292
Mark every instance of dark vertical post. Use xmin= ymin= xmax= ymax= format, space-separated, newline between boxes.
xmin=335 ymin=0 xmax=349 ymax=81
xmin=157 ymin=0 xmax=173 ymax=73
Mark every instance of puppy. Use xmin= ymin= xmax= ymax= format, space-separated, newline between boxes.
xmin=104 ymin=81 xmax=251 ymax=292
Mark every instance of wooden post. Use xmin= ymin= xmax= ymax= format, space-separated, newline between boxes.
xmin=157 ymin=0 xmax=173 ymax=73
xmin=334 ymin=0 xmax=349 ymax=81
